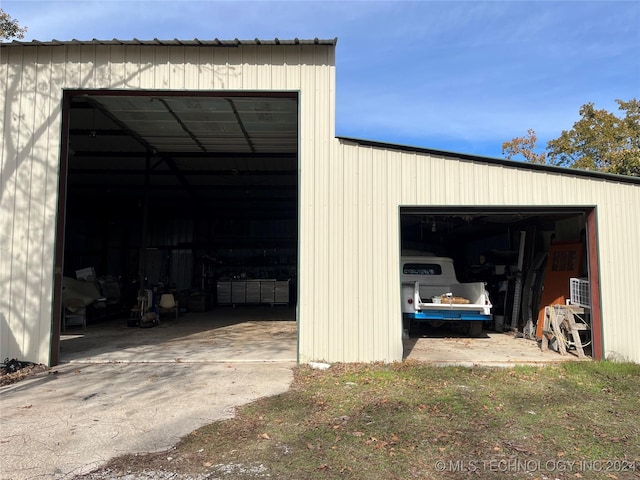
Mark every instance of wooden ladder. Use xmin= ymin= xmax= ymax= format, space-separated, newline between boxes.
xmin=541 ymin=305 xmax=589 ymax=358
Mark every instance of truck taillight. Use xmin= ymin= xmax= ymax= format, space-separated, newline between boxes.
xmin=408 ymin=298 xmax=413 ymax=304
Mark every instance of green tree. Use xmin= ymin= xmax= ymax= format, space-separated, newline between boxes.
xmin=502 ymin=99 xmax=640 ymax=176
xmin=0 ymin=8 xmax=27 ymax=40
xmin=501 ymin=128 xmax=547 ymax=165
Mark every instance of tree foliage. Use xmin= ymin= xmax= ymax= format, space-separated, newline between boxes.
xmin=0 ymin=8 xmax=27 ymax=40
xmin=502 ymin=99 xmax=640 ymax=176
xmin=501 ymin=129 xmax=547 ymax=165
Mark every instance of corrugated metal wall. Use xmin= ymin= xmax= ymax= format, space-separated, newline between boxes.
xmin=300 ymin=139 xmax=639 ymax=363
xmin=1 ymin=46 xmax=63 ymax=365
xmin=2 ymin=42 xmax=639 ymax=365
xmin=0 ymin=42 xmax=335 ymax=365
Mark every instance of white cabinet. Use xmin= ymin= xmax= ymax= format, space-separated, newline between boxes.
xmin=217 ymin=282 xmax=232 ymax=304
xmin=217 ymin=280 xmax=289 ymax=306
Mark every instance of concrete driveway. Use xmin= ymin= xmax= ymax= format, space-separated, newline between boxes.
xmin=1 ymin=307 xmax=297 ymax=480
xmin=0 ymin=362 xmax=295 ymax=480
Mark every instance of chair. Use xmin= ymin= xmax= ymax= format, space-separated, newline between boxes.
xmin=158 ymin=293 xmax=179 ymax=320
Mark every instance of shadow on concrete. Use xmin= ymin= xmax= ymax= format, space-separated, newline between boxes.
xmin=59 ymin=306 xmax=297 ymax=364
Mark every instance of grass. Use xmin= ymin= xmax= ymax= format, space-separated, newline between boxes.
xmin=100 ymin=361 xmax=640 ymax=479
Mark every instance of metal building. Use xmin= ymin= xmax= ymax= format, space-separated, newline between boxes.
xmin=1 ymin=39 xmax=639 ymax=366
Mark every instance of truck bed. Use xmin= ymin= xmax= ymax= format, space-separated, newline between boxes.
xmin=402 ymin=281 xmax=492 ymax=320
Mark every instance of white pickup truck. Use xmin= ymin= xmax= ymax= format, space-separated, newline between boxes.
xmin=401 ymin=256 xmax=492 ymax=337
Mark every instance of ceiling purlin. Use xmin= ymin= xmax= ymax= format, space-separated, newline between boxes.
xmin=85 ymin=98 xmax=154 ymax=153
xmin=225 ymin=98 xmax=256 ymax=153
xmin=155 ymin=98 xmax=208 ymax=153
xmin=82 ymin=99 xmax=205 ymax=204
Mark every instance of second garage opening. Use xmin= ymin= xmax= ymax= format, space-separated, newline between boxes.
xmin=400 ymin=207 xmax=597 ymax=361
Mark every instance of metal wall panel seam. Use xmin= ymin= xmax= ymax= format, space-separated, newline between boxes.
xmin=341 ymin=141 xmax=359 ymax=361
xmin=0 ymin=49 xmax=10 ymax=361
xmin=372 ymin=147 xmax=389 ymax=359
xmin=154 ymin=46 xmax=169 ymax=89
xmin=184 ymin=46 xmax=199 ymax=90
xmin=12 ymin=46 xmax=35 ymax=357
xmin=125 ymin=45 xmax=141 ymax=89
xmin=297 ymin=50 xmax=316 ymax=360
xmin=24 ymin=47 xmax=49 ymax=361
xmin=110 ymin=45 xmax=126 ymax=89
xmin=310 ymin=59 xmax=324 ymax=359
xmin=316 ymin=54 xmax=333 ymax=362
xmin=359 ymin=144 xmax=375 ymax=360
xmin=0 ymin=47 xmax=21 ymax=360
xmin=329 ymin=139 xmax=345 ymax=361
xmin=242 ymin=45 xmax=258 ymax=89
xmin=318 ymin=118 xmax=331 ymax=360
xmin=297 ymin=98 xmax=311 ymax=359
xmin=42 ymin=46 xmax=66 ymax=364
xmin=269 ymin=47 xmax=285 ymax=91
xmin=78 ymin=45 xmax=95 ymax=89
xmin=386 ymin=149 xmax=403 ymax=361
xmin=0 ymin=47 xmax=21 ymax=358
xmin=168 ymin=46 xmax=186 ymax=90
xmin=226 ymin=47 xmax=242 ymax=90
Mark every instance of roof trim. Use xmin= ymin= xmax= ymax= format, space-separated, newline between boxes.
xmin=0 ymin=37 xmax=338 ymax=48
xmin=337 ymin=136 xmax=640 ymax=185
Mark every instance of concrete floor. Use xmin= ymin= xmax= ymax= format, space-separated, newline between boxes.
xmin=60 ymin=308 xmax=588 ymax=366
xmin=403 ymin=326 xmax=590 ymax=366
xmin=60 ymin=306 xmax=298 ymax=364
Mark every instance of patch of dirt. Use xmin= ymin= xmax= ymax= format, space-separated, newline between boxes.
xmin=0 ymin=358 xmax=49 ymax=386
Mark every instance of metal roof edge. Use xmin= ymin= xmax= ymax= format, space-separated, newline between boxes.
xmin=0 ymin=38 xmax=338 ymax=47
xmin=337 ymin=136 xmax=640 ymax=185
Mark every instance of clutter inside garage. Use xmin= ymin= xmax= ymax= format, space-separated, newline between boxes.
xmin=60 ymin=93 xmax=298 ymax=330
xmin=400 ymin=210 xmax=592 ymax=357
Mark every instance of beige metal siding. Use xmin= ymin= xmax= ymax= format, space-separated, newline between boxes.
xmin=1 ymin=46 xmax=62 ymax=363
xmin=597 ymin=182 xmax=640 ymax=362
xmin=0 ymin=43 xmax=335 ymax=365
xmin=307 ymin=140 xmax=639 ymax=363
xmin=298 ymin=140 xmax=408 ymax=363
xmin=2 ymin=41 xmax=639 ymax=365
xmin=297 ymin=44 xmax=337 ymax=362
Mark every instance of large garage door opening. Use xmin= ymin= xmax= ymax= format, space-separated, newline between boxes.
xmin=400 ymin=207 xmax=601 ymax=363
xmin=53 ymin=91 xmax=299 ymax=364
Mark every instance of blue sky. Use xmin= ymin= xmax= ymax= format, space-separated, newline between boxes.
xmin=3 ymin=0 xmax=639 ymax=158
